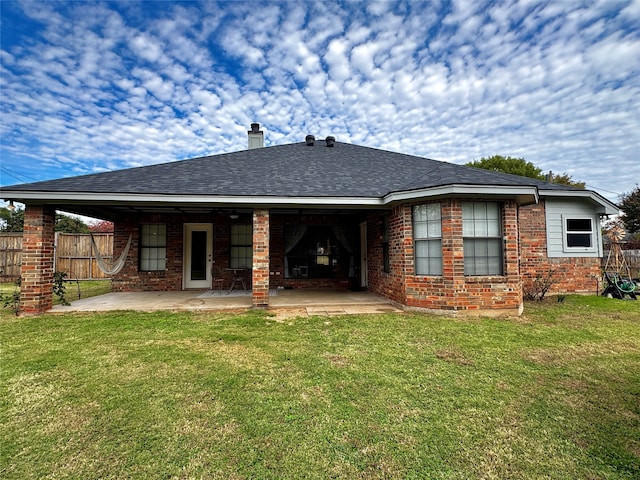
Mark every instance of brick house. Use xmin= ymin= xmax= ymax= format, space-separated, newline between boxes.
xmin=2 ymin=124 xmax=618 ymax=315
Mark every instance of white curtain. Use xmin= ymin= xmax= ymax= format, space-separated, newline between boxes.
xmin=332 ymin=225 xmax=356 ymax=277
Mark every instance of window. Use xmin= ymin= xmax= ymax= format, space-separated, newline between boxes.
xmin=563 ymin=216 xmax=594 ymax=250
xmin=413 ymin=203 xmax=442 ymax=275
xmin=230 ymin=224 xmax=252 ymax=268
xmin=463 ymin=202 xmax=503 ymax=276
xmin=382 ymin=215 xmax=390 ymax=273
xmin=140 ymin=224 xmax=166 ymax=271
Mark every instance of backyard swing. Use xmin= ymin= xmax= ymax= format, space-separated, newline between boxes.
xmin=602 ymin=224 xmax=637 ymax=300
xmin=90 ymin=233 xmax=132 ymax=276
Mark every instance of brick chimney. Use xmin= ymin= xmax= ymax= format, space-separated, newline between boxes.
xmin=248 ymin=123 xmax=264 ymax=149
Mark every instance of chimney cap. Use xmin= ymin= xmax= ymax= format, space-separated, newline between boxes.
xmin=248 ymin=123 xmax=264 ymax=149
xmin=325 ymin=136 xmax=336 ymax=147
xmin=305 ymin=135 xmax=315 ymax=146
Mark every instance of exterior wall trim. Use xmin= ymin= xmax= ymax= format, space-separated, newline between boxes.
xmin=0 ymin=191 xmax=386 ymax=207
xmin=538 ymin=190 xmax=618 ymax=215
xmin=7 ymin=185 xmax=539 ymax=208
xmin=384 ymin=185 xmax=539 ymax=206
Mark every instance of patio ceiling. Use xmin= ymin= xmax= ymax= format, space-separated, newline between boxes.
xmin=48 ymin=201 xmax=381 ymax=222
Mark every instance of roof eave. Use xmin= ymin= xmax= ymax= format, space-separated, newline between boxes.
xmin=538 ymin=189 xmax=619 ymax=215
xmin=383 ymin=185 xmax=539 ymax=206
xmin=3 ymin=185 xmax=544 ymax=210
xmin=2 ymin=191 xmax=385 ymax=209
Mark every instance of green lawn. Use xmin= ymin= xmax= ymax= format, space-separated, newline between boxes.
xmin=0 ymin=280 xmax=112 ymax=311
xmin=1 ymin=296 xmax=639 ymax=479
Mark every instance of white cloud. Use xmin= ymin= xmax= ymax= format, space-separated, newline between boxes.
xmin=621 ymin=0 xmax=640 ymax=17
xmin=324 ymin=38 xmax=351 ymax=82
xmin=129 ymin=34 xmax=164 ymax=63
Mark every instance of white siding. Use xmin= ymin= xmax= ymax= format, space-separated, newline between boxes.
xmin=545 ymin=198 xmax=603 ymax=258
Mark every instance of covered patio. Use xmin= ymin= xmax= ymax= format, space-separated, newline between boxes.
xmin=49 ymin=288 xmax=402 ymax=317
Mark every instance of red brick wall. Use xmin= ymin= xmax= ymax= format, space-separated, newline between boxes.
xmin=369 ymin=199 xmax=523 ymax=314
xmin=112 ymin=212 xmax=242 ymax=292
xmin=106 ymin=201 xmax=603 ymax=309
xmin=111 ymin=211 xmax=365 ymax=294
xmin=367 ymin=206 xmax=407 ymax=304
xmin=252 ymin=209 xmax=269 ymax=307
xmin=519 ymin=202 xmax=601 ymax=295
xmin=20 ymin=205 xmax=56 ymax=315
xmin=112 ymin=216 xmax=182 ymax=292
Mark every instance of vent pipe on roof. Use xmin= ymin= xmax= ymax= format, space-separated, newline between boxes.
xmin=325 ymin=136 xmax=335 ymax=147
xmin=305 ymin=135 xmax=315 ymax=146
xmin=248 ymin=123 xmax=264 ymax=149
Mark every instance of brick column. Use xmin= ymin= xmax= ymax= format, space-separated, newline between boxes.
xmin=252 ymin=209 xmax=270 ymax=307
xmin=503 ymin=200 xmax=521 ymax=278
xmin=20 ymin=205 xmax=56 ymax=315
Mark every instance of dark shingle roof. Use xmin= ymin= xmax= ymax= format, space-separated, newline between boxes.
xmin=3 ymin=140 xmax=575 ymax=198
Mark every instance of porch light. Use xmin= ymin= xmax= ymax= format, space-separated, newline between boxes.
xmin=229 ymin=210 xmax=239 ymax=220
xmin=7 ymin=200 xmax=15 ymax=211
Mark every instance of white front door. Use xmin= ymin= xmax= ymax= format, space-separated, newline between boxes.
xmin=184 ymin=223 xmax=213 ymax=289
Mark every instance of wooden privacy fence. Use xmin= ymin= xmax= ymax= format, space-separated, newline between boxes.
xmin=0 ymin=233 xmax=114 ymax=281
xmin=55 ymin=233 xmax=114 ymax=280
xmin=613 ymin=249 xmax=640 ymax=278
xmin=0 ymin=233 xmax=23 ymax=280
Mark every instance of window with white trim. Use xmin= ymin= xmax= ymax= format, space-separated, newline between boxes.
xmin=462 ymin=202 xmax=503 ymax=276
xmin=230 ymin=224 xmax=252 ymax=268
xmin=413 ymin=203 xmax=442 ymax=275
xmin=562 ymin=216 xmax=595 ymax=251
xmin=140 ymin=224 xmax=166 ymax=271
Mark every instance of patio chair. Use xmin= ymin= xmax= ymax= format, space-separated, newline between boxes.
xmin=227 ymin=267 xmax=249 ymax=294
xmin=211 ymin=266 xmax=225 ymax=295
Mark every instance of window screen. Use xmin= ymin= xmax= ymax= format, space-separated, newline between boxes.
xmin=230 ymin=224 xmax=252 ymax=268
xmin=565 ymin=218 xmax=593 ymax=248
xmin=462 ymin=202 xmax=503 ymax=276
xmin=140 ymin=224 xmax=166 ymax=271
xmin=413 ymin=203 xmax=442 ymax=275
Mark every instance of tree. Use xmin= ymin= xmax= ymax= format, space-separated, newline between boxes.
xmin=466 ymin=155 xmax=586 ymax=188
xmin=548 ymin=172 xmax=585 ymax=189
xmin=89 ymin=220 xmax=114 ymax=232
xmin=0 ymin=207 xmax=24 ymax=232
xmin=0 ymin=207 xmax=90 ymax=233
xmin=619 ymin=185 xmax=640 ymax=234
xmin=55 ymin=213 xmax=90 ymax=233
xmin=465 ymin=155 xmax=544 ymax=179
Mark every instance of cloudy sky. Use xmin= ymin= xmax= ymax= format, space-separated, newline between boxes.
xmin=1 ymin=0 xmax=638 ymax=204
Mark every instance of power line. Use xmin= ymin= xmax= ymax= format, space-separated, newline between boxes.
xmin=585 ymin=184 xmax=624 ymax=198
xmin=0 ymin=165 xmax=40 ymax=183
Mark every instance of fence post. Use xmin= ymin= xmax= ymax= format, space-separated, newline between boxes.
xmin=54 ymin=231 xmax=59 ymax=274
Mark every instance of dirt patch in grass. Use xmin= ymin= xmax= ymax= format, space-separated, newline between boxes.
xmin=269 ymin=307 xmax=309 ymax=321
xmin=322 ymin=352 xmax=351 ymax=367
xmin=434 ymin=347 xmax=474 ymax=366
xmin=522 ymin=340 xmax=638 ymax=367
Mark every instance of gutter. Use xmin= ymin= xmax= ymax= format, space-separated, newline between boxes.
xmin=537 ymin=189 xmax=619 ymax=215
xmin=383 ymin=184 xmax=539 ymax=206
xmin=6 ymin=185 xmax=616 ymax=213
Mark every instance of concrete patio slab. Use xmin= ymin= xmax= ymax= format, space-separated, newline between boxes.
xmin=48 ymin=288 xmax=403 ymax=317
xmin=49 ymin=291 xmax=252 ymax=313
